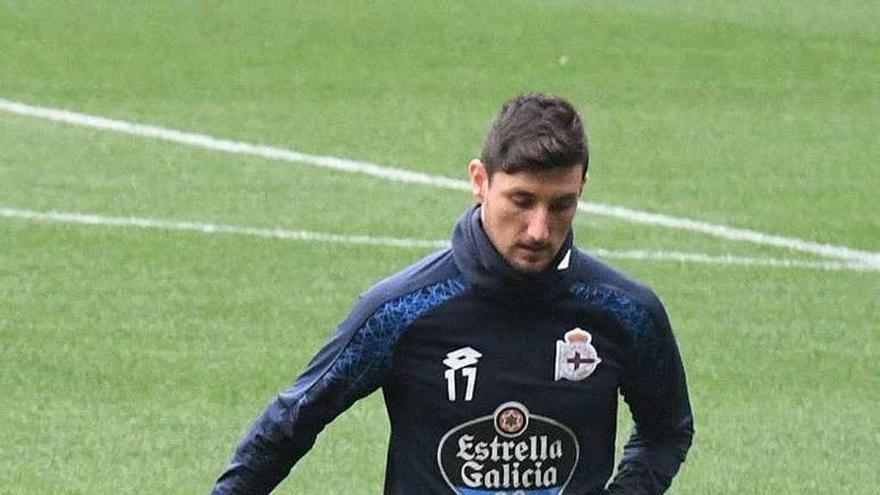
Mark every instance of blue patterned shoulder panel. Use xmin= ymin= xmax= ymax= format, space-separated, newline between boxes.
xmin=277 ymin=249 xmax=468 ymax=409
xmin=569 ymin=280 xmax=681 ymax=389
xmin=569 ymin=281 xmax=661 ymax=353
xmin=319 ymin=275 xmax=470 ymax=402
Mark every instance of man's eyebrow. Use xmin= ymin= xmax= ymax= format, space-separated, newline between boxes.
xmin=506 ymin=189 xmax=536 ymax=197
xmin=545 ymin=192 xmax=580 ymax=203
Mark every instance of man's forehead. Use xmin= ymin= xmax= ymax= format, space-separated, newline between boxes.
xmin=488 ymin=166 xmax=584 ymax=196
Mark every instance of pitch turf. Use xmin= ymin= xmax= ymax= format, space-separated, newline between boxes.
xmin=1 ymin=1 xmax=877 ymax=494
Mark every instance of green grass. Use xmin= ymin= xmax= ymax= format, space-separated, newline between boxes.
xmin=1 ymin=1 xmax=877 ymax=494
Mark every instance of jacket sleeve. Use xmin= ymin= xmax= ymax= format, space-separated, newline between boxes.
xmin=606 ymin=296 xmax=694 ymax=495
xmin=210 ymin=301 xmax=398 ymax=494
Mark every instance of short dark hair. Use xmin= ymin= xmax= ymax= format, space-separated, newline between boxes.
xmin=481 ymin=93 xmax=588 ymax=179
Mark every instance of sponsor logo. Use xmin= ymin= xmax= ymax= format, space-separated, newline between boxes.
xmin=437 ymin=402 xmax=579 ymax=495
xmin=495 ymin=404 xmax=527 ymax=437
xmin=554 ymin=329 xmax=600 ymax=382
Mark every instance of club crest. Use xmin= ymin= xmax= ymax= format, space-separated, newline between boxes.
xmin=554 ymin=328 xmax=601 ymax=381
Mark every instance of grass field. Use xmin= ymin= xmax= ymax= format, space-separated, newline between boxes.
xmin=1 ymin=1 xmax=878 ymax=494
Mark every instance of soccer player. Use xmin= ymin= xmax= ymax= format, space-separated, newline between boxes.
xmin=211 ymin=93 xmax=693 ymax=494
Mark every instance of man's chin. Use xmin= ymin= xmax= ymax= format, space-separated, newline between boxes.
xmin=508 ymin=256 xmax=552 ymax=274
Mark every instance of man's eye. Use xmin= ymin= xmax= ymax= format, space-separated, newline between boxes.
xmin=512 ymin=197 xmax=533 ymax=208
xmin=551 ymin=201 xmax=576 ymax=213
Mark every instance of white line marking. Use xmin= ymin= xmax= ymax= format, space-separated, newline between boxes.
xmin=2 ymin=97 xmax=878 ymax=267
xmin=0 ymin=98 xmax=470 ymax=191
xmin=589 ymin=248 xmax=875 ymax=272
xmin=0 ymin=207 xmax=448 ymax=249
xmin=1 ymin=207 xmax=876 ymax=273
xmin=579 ymin=204 xmax=880 ymax=267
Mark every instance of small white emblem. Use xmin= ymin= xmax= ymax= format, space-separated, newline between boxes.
xmin=444 ymin=347 xmax=481 ymax=401
xmin=556 ymin=249 xmax=572 ymax=270
xmin=554 ymin=328 xmax=601 ymax=381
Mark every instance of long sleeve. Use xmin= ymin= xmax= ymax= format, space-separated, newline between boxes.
xmin=210 ymin=276 xmax=428 ymax=495
xmin=606 ymin=297 xmax=694 ymax=495
xmin=210 ymin=310 xmax=387 ymax=494
xmin=209 ymin=270 xmax=469 ymax=494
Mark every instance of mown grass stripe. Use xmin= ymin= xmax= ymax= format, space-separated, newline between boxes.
xmin=2 ymin=97 xmax=877 ymax=267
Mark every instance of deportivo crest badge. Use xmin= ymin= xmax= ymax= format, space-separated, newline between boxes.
xmin=554 ymin=328 xmax=601 ymax=381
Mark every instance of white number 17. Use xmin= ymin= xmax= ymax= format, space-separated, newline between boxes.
xmin=443 ymin=347 xmax=481 ymax=402
xmin=445 ymin=367 xmax=477 ymax=401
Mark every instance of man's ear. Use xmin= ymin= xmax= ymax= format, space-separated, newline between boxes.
xmin=580 ymin=171 xmax=589 ymax=195
xmin=468 ymin=159 xmax=488 ymax=203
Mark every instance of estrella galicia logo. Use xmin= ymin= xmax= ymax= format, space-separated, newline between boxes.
xmin=437 ymin=402 xmax=579 ymax=495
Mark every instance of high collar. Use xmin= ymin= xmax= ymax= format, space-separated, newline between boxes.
xmin=451 ymin=205 xmax=578 ymax=306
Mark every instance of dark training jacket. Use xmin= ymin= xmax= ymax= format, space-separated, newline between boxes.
xmin=212 ymin=206 xmax=694 ymax=495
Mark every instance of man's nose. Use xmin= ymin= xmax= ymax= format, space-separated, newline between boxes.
xmin=525 ymin=208 xmax=551 ymax=242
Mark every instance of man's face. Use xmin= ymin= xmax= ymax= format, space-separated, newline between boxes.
xmin=469 ymin=160 xmax=586 ymax=274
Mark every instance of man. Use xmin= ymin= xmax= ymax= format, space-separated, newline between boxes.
xmin=211 ymin=93 xmax=693 ymax=494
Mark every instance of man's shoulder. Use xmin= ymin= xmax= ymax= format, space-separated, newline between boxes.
xmin=362 ymin=248 xmax=463 ymax=304
xmin=343 ymin=248 xmax=468 ymax=331
xmin=570 ymin=249 xmax=666 ymax=320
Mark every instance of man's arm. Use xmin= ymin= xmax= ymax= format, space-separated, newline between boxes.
xmin=606 ymin=297 xmax=694 ymax=495
xmin=210 ymin=272 xmax=469 ymax=494
xmin=210 ymin=298 xmax=397 ymax=494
